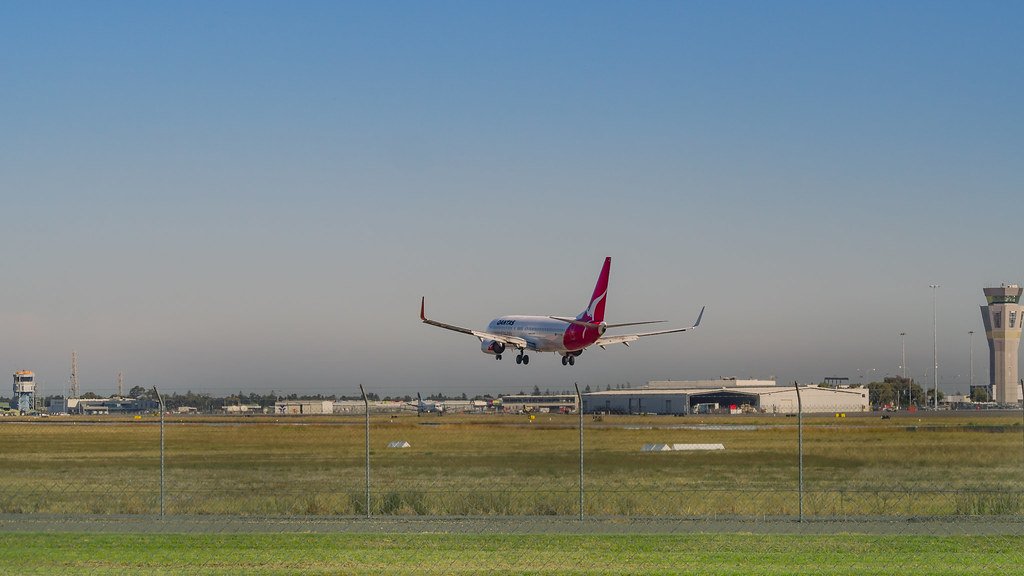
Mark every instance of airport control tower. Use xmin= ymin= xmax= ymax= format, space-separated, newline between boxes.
xmin=13 ymin=371 xmax=36 ymax=414
xmin=981 ymin=285 xmax=1024 ymax=404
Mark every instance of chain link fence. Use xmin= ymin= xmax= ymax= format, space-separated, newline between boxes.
xmin=2 ymin=388 xmax=1024 ymax=574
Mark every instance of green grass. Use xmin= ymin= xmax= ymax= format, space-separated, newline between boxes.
xmin=0 ymin=532 xmax=1021 ymax=575
xmin=2 ymin=412 xmax=1024 ymax=517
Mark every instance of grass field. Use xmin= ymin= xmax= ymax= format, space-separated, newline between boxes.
xmin=1 ymin=411 xmax=1023 ymax=517
xmin=1 ymin=532 xmax=1022 ymax=575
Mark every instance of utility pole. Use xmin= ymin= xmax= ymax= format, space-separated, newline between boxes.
xmin=930 ymin=284 xmax=940 ymax=410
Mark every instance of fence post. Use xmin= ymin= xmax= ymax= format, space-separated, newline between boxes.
xmin=575 ymin=382 xmax=584 ymax=521
xmin=153 ymin=387 xmax=165 ymax=518
xmin=794 ymin=382 xmax=803 ymax=522
xmin=360 ymin=384 xmax=370 ymax=518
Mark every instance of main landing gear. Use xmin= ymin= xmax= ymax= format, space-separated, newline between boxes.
xmin=560 ymin=355 xmax=576 ymax=366
xmin=515 ymin=352 xmax=530 ymax=365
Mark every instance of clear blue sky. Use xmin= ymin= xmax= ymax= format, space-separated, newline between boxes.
xmin=2 ymin=1 xmax=1021 ymax=397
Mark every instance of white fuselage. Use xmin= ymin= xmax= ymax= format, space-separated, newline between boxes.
xmin=486 ymin=315 xmax=600 ymax=353
xmin=487 ymin=316 xmax=565 ymax=352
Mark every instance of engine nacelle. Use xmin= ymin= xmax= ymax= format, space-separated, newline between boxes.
xmin=481 ymin=340 xmax=506 ymax=355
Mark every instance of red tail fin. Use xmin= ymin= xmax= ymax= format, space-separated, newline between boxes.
xmin=580 ymin=257 xmax=610 ymax=323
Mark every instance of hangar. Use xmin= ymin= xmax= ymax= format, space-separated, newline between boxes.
xmin=581 ymin=380 xmax=868 ymax=415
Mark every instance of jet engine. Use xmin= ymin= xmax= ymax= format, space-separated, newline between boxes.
xmin=481 ymin=340 xmax=506 ymax=355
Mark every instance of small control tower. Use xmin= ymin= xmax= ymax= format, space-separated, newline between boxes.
xmin=13 ymin=371 xmax=36 ymax=414
xmin=981 ymin=285 xmax=1024 ymax=404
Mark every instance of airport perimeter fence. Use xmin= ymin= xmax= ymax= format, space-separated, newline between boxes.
xmin=2 ymin=385 xmax=1024 ymax=574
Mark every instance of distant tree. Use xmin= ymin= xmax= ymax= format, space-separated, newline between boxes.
xmin=532 ymin=385 xmax=541 ymax=395
xmin=129 ymin=385 xmax=147 ymax=398
xmin=81 ymin=392 xmax=99 ymax=399
xmin=867 ymin=376 xmax=923 ymax=408
xmin=584 ymin=385 xmax=591 ymax=393
xmin=970 ymin=387 xmax=991 ymax=402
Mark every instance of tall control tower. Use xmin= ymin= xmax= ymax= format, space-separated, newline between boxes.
xmin=13 ymin=371 xmax=36 ymax=414
xmin=981 ymin=285 xmax=1024 ymax=404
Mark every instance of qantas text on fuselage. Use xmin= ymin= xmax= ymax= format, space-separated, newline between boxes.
xmin=419 ymin=257 xmax=704 ymax=366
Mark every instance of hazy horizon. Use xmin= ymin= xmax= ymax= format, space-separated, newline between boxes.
xmin=3 ymin=1 xmax=1022 ymax=398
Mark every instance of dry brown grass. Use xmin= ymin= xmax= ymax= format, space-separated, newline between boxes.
xmin=1 ymin=411 xmax=1022 ymax=516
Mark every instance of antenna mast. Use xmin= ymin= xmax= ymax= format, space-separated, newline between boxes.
xmin=69 ymin=350 xmax=80 ymax=399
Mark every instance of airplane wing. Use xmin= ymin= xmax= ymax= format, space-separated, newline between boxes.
xmin=595 ymin=306 xmax=705 ymax=349
xmin=420 ymin=297 xmax=529 ymax=348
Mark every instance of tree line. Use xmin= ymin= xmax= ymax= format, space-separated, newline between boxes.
xmin=844 ymin=376 xmax=951 ymax=407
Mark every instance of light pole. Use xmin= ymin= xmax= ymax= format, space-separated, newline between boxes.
xmin=900 ymin=332 xmax=907 ymax=410
xmin=969 ymin=330 xmax=975 ymax=399
xmin=900 ymin=332 xmax=907 ymax=380
xmin=930 ymin=284 xmax=940 ymax=410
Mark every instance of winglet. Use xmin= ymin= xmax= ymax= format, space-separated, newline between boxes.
xmin=420 ymin=297 xmax=427 ymax=321
xmin=693 ymin=306 xmax=705 ymax=328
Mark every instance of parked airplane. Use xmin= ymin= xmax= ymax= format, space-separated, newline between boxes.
xmin=420 ymin=257 xmax=704 ymax=366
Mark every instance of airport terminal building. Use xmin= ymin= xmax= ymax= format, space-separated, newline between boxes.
xmin=581 ymin=379 xmax=868 ymax=415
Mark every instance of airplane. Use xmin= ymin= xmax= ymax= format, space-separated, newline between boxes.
xmin=414 ymin=393 xmax=443 ymax=415
xmin=420 ymin=257 xmax=704 ymax=366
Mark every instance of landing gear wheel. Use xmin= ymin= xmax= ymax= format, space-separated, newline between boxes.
xmin=568 ymin=356 xmax=575 ymax=366
xmin=495 ymin=354 xmax=502 ymax=360
xmin=561 ymin=356 xmax=568 ymax=366
xmin=516 ymin=354 xmax=523 ymax=365
xmin=522 ymin=354 xmax=530 ymax=365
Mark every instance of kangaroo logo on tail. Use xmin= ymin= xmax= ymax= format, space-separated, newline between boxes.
xmin=579 ymin=257 xmax=610 ymax=323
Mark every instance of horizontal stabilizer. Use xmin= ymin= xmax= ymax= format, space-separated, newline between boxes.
xmin=549 ymin=316 xmax=599 ymax=329
xmin=605 ymin=320 xmax=666 ymax=329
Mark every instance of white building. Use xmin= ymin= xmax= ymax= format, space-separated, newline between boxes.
xmin=498 ymin=394 xmax=577 ymax=414
xmin=274 ymin=400 xmax=334 ymax=415
xmin=48 ymin=397 xmax=158 ymax=415
xmin=222 ymin=404 xmax=263 ymax=415
xmin=582 ymin=381 xmax=868 ymax=415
